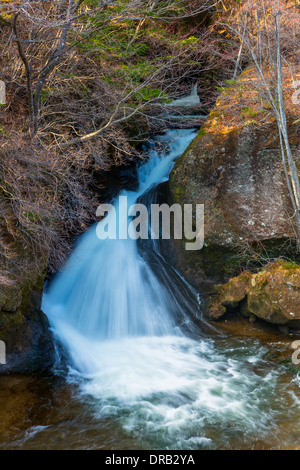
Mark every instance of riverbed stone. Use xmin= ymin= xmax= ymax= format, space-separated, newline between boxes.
xmin=246 ymin=261 xmax=300 ymax=325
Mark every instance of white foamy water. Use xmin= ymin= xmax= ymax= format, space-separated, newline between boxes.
xmin=169 ymin=84 xmax=200 ymax=107
xmin=43 ymin=128 xmax=299 ymax=450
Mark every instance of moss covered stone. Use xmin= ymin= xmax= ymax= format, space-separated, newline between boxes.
xmin=206 ymin=261 xmax=300 ymax=327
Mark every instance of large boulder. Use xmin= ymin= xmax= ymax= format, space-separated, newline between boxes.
xmin=169 ymin=69 xmax=300 ymax=295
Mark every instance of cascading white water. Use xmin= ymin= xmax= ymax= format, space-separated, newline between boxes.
xmin=42 ymin=128 xmax=298 ymax=450
xmin=43 ymin=129 xmax=197 ymax=342
xmin=169 ymin=83 xmax=200 ymax=107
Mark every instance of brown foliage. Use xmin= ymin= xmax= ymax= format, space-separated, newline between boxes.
xmin=0 ymin=0 xmax=234 ymax=276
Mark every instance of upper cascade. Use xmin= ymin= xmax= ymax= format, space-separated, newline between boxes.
xmin=169 ymin=84 xmax=200 ymax=107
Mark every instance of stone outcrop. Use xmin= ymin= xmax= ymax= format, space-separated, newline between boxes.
xmin=169 ymin=69 xmax=300 ymax=325
xmin=0 ymin=284 xmax=54 ymax=374
xmin=0 ymin=219 xmax=54 ymax=373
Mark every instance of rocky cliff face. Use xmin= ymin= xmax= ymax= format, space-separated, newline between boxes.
xmin=0 ymin=222 xmax=54 ymax=374
xmin=169 ymin=70 xmax=300 ymax=323
xmin=0 ymin=284 xmax=54 ymax=374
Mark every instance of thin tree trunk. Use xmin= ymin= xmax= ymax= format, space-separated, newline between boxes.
xmin=233 ymin=10 xmax=249 ymax=80
xmin=13 ymin=14 xmax=36 ymax=135
xmin=275 ymin=9 xmax=300 ymax=245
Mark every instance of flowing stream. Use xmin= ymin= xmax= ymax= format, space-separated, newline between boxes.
xmin=0 ymin=118 xmax=299 ymax=450
xmin=36 ymin=128 xmax=300 ymax=450
xmin=0 ymin=89 xmax=299 ymax=450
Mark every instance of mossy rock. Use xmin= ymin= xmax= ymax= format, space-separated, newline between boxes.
xmin=218 ymin=271 xmax=252 ymax=309
xmin=247 ymin=261 xmax=300 ymax=325
xmin=206 ymin=260 xmax=300 ymax=328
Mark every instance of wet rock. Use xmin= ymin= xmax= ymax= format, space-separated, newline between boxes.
xmin=205 ymin=299 xmax=226 ymax=320
xmin=0 ymin=296 xmax=55 ymax=374
xmin=278 ymin=326 xmax=290 ymax=335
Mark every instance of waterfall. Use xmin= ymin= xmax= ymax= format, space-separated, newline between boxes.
xmin=169 ymin=83 xmax=200 ymax=107
xmin=43 ymin=128 xmax=198 ymax=352
xmin=42 ymin=128 xmax=287 ymax=450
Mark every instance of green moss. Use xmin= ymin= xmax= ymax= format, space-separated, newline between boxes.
xmin=197 ymin=128 xmax=206 ymax=136
xmin=132 ymin=87 xmax=170 ymax=103
xmin=281 ymin=261 xmax=300 ymax=273
xmin=0 ymin=310 xmax=23 ymax=331
xmin=185 ymin=244 xmax=239 ymax=284
xmin=23 ymin=211 xmax=40 ymax=222
xmin=280 ymin=359 xmax=300 ymax=376
xmin=225 ymin=79 xmax=237 ymax=85
xmin=177 ymin=36 xmax=199 ymax=46
xmin=241 ymin=107 xmax=260 ymax=118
